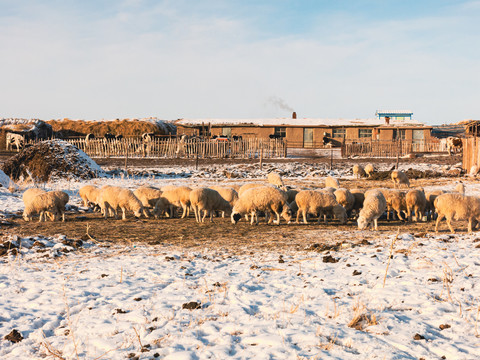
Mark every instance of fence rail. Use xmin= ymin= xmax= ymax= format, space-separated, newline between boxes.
xmin=26 ymin=137 xmax=287 ymax=159
xmin=341 ymin=139 xmax=446 ymax=158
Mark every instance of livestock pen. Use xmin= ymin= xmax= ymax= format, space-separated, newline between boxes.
xmin=341 ymin=139 xmax=445 ymax=158
xmin=26 ymin=137 xmax=287 ymax=159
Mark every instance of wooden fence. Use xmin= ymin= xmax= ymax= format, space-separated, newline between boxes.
xmin=26 ymin=137 xmax=287 ymax=159
xmin=341 ymin=139 xmax=446 ymax=158
xmin=462 ymin=136 xmax=479 ymax=171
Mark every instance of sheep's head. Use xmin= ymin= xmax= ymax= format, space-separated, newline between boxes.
xmin=231 ymin=212 xmax=242 ymax=224
xmin=23 ymin=209 xmax=32 ymax=222
xmin=357 ymin=216 xmax=369 ymax=230
xmin=333 ymin=205 xmax=347 ymax=224
xmin=281 ymin=205 xmax=293 ymax=223
xmin=133 ymin=207 xmax=143 ymax=218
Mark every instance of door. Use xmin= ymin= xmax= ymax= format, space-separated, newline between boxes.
xmin=412 ymin=129 xmax=424 ymax=151
xmin=303 ymin=128 xmax=314 ymax=148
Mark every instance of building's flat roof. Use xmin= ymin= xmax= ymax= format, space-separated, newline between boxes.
xmin=175 ymin=117 xmax=428 ymax=128
xmin=375 ymin=110 xmax=413 ymax=116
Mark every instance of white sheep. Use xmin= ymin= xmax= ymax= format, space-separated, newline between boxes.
xmin=350 ymin=189 xmax=365 ymax=217
xmin=238 ymin=183 xmax=263 ymax=197
xmin=231 ymin=186 xmax=292 ymax=225
xmin=364 ymin=163 xmax=375 ymax=177
xmin=50 ymin=190 xmax=69 ymax=222
xmin=454 ymin=182 xmax=465 ymax=195
xmin=334 ymin=188 xmax=355 ymax=215
xmin=381 ymin=189 xmax=407 ymax=221
xmin=295 ymin=190 xmax=347 ymax=225
xmin=153 ymin=197 xmax=171 ymax=219
xmin=210 ymin=186 xmax=239 ymax=217
xmin=325 ymin=176 xmax=340 ymax=189
xmin=406 ymin=189 xmax=427 ymax=222
xmin=425 ymin=190 xmax=445 ymax=220
xmin=189 ymin=188 xmax=232 ymax=222
xmin=434 ymin=193 xmax=480 ymax=233
xmin=134 ymin=186 xmax=163 ymax=216
xmin=99 ymin=186 xmax=147 ymax=220
xmin=267 ymin=172 xmax=287 ymax=191
xmin=79 ymin=185 xmax=101 ymax=209
xmin=23 ymin=191 xmax=66 ymax=222
xmin=357 ymin=189 xmax=386 ymax=230
xmin=391 ymin=170 xmax=410 ymax=189
xmin=160 ymin=186 xmax=192 ymax=218
xmin=352 ymin=165 xmax=366 ymax=179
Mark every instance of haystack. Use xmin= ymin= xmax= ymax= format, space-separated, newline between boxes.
xmin=1 ymin=140 xmax=106 ymax=182
xmin=47 ymin=118 xmax=176 ymax=138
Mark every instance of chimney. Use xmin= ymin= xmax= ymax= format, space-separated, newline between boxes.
xmin=292 ymin=111 xmax=297 ymax=119
xmin=385 ymin=116 xmax=390 ymax=125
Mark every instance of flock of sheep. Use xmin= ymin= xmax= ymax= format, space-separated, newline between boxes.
xmin=20 ymin=164 xmax=476 ymax=233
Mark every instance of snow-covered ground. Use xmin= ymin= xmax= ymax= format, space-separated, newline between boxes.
xmin=1 ymin=160 xmax=479 ymax=359
xmin=0 ymin=231 xmax=479 ymax=359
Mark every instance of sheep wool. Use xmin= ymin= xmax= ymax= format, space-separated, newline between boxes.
xmin=161 ymin=186 xmax=192 ymax=218
xmin=324 ymin=176 xmax=340 ymax=189
xmin=231 ymin=186 xmax=292 ymax=225
xmin=434 ymin=193 xmax=480 ymax=233
xmin=190 ymin=188 xmax=232 ymax=222
xmin=23 ymin=192 xmax=62 ymax=222
xmin=364 ymin=163 xmax=375 ymax=177
xmin=100 ymin=186 xmax=146 ymax=220
xmin=267 ymin=172 xmax=287 ymax=191
xmin=357 ymin=190 xmax=386 ymax=230
xmin=406 ymin=189 xmax=427 ymax=222
xmin=79 ymin=185 xmax=101 ymax=208
xmin=391 ymin=170 xmax=410 ymax=189
xmin=352 ymin=165 xmax=366 ymax=179
xmin=295 ymin=190 xmax=345 ymax=225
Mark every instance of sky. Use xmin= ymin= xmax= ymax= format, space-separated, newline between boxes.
xmin=1 ymin=0 xmax=480 ymax=125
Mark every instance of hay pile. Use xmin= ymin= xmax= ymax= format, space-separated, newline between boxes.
xmin=1 ymin=140 xmax=106 ymax=182
xmin=47 ymin=118 xmax=176 ymax=137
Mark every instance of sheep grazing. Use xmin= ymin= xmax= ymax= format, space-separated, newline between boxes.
xmin=434 ymin=193 xmax=480 ymax=233
xmin=406 ymin=189 xmax=427 ymax=222
xmin=238 ymin=183 xmax=262 ymax=197
xmin=153 ymin=197 xmax=171 ymax=219
xmin=189 ymin=188 xmax=232 ymax=222
xmin=79 ymin=185 xmax=101 ymax=209
xmin=133 ymin=186 xmax=163 ymax=216
xmin=161 ymin=186 xmax=192 ymax=218
xmin=382 ymin=189 xmax=407 ymax=221
xmin=324 ymin=176 xmax=340 ymax=189
xmin=364 ymin=163 xmax=375 ymax=177
xmin=391 ymin=170 xmax=410 ymax=189
xmin=231 ymin=186 xmax=292 ymax=225
xmin=23 ymin=188 xmax=47 ymax=221
xmin=334 ymin=188 xmax=355 ymax=216
xmin=50 ymin=190 xmax=69 ymax=222
xmin=295 ymin=190 xmax=346 ymax=225
xmin=267 ymin=172 xmax=287 ymax=191
xmin=425 ymin=190 xmax=445 ymax=220
xmin=352 ymin=165 xmax=366 ymax=179
xmin=23 ymin=191 xmax=68 ymax=222
xmin=357 ymin=190 xmax=386 ymax=230
xmin=454 ymin=182 xmax=465 ymax=195
xmin=350 ymin=189 xmax=365 ymax=217
xmin=210 ymin=186 xmax=239 ymax=217
xmin=99 ymin=186 xmax=147 ymax=220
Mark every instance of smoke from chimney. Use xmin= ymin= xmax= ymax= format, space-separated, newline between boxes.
xmin=267 ymin=96 xmax=294 ymax=113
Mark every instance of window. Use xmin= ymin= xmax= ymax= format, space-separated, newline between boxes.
xmin=274 ymin=127 xmax=286 ymax=137
xmin=392 ymin=129 xmax=406 ymax=140
xmin=222 ymin=127 xmax=231 ymax=137
xmin=332 ymin=128 xmax=345 ymax=138
xmin=303 ymin=128 xmax=314 ymax=148
xmin=358 ymin=129 xmax=372 ymax=138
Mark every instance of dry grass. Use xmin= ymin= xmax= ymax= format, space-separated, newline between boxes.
xmin=46 ymin=119 xmax=167 ymax=137
xmin=348 ymin=300 xmax=378 ymax=331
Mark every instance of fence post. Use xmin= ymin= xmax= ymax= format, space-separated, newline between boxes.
xmin=260 ymin=145 xmax=263 ymax=170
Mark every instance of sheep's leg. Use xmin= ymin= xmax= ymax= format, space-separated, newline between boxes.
xmin=181 ymin=204 xmax=188 ymax=219
xmin=468 ymin=218 xmax=474 ymax=233
xmin=407 ymin=206 xmax=412 ymax=222
xmin=122 ymin=208 xmax=127 ymax=221
xmin=296 ymin=209 xmax=301 ymax=224
xmin=202 ymin=210 xmax=208 ymax=223
xmin=446 ymin=217 xmax=455 ymax=233
xmin=274 ymin=212 xmax=280 ymax=225
xmin=435 ymin=213 xmax=445 ymax=232
xmin=373 ymin=218 xmax=378 ymax=231
xmin=38 ymin=211 xmax=44 ymax=223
